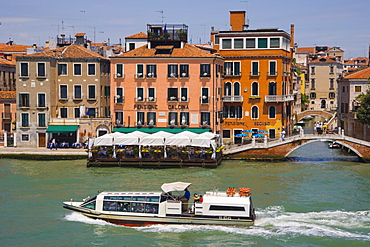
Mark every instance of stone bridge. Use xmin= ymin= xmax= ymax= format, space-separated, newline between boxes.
xmin=297 ymin=110 xmax=335 ymax=121
xmin=223 ymin=134 xmax=370 ymax=162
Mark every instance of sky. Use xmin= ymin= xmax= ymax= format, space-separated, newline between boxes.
xmin=1 ymin=0 xmax=369 ymax=59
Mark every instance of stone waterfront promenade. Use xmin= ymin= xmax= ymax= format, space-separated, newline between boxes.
xmin=0 ymin=146 xmax=87 ymax=159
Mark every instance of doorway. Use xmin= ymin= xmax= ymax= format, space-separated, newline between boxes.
xmin=233 ymin=129 xmax=242 ymax=144
xmin=38 ymin=133 xmax=46 ymax=147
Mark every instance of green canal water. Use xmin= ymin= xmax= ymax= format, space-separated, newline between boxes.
xmin=1 ymin=141 xmax=369 ymax=246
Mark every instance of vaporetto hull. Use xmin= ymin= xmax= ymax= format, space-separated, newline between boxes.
xmin=63 ymin=182 xmax=256 ymax=227
xmin=64 ymin=203 xmax=254 ymax=226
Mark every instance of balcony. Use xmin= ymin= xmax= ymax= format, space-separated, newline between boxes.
xmin=147 ymin=24 xmax=188 ymax=44
xmin=224 ymin=72 xmax=241 ymax=77
xmin=222 ymin=95 xmax=243 ymax=102
xmin=265 ymin=95 xmax=295 ymax=102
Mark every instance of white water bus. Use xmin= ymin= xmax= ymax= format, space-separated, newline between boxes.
xmin=63 ymin=182 xmax=256 ymax=226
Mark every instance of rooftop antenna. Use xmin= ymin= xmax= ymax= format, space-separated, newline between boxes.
xmin=241 ymin=0 xmax=250 ymax=28
xmin=61 ymin=21 xmax=65 ymax=34
xmin=156 ymin=10 xmax=164 ymax=24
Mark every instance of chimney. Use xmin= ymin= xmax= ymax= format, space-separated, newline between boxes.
xmin=290 ymin=24 xmax=295 ymax=48
xmin=32 ymin=44 xmax=37 ymax=49
xmin=230 ymin=11 xmax=246 ymax=31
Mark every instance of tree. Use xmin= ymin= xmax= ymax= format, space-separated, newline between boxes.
xmin=356 ymin=89 xmax=370 ymax=124
xmin=301 ymin=93 xmax=309 ymax=111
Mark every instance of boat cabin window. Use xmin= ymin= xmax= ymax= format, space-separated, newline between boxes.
xmin=146 ymin=196 xmax=159 ymax=202
xmin=104 ymin=196 xmax=118 ymax=200
xmin=82 ymin=201 xmax=96 ymax=210
xmin=132 ymin=196 xmax=146 ymax=201
xmin=103 ymin=195 xmax=159 ymax=202
xmin=118 ymin=196 xmax=132 ymax=201
xmin=209 ymin=205 xmax=245 ymax=211
xmin=103 ymin=200 xmax=159 ymax=214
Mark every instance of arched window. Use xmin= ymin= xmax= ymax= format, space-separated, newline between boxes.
xmin=251 ymin=81 xmax=258 ymax=96
xmin=234 ymin=82 xmax=240 ymax=96
xmin=269 ymin=81 xmax=276 ymax=95
xmin=251 ymin=106 xmax=258 ymax=119
xmin=236 ymin=106 xmax=242 ymax=118
xmin=223 ymin=106 xmax=229 ymax=118
xmin=268 ymin=106 xmax=276 ymax=119
xmin=230 ymin=106 xmax=236 ymax=118
xmin=224 ymin=82 xmax=232 ymax=96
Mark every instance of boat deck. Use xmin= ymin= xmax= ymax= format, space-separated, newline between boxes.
xmin=87 ymin=153 xmax=222 ymax=168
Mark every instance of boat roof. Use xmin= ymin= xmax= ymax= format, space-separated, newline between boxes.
xmin=99 ymin=192 xmax=162 ymax=196
xmin=161 ymin=182 xmax=192 ymax=193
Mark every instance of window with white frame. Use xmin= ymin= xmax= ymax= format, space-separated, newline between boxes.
xmin=200 ymin=64 xmax=210 ymax=77
xmin=270 ymin=38 xmax=280 ymax=48
xmin=19 ymin=93 xmax=30 ymax=107
xmin=87 ymin=108 xmax=96 ymax=118
xmin=224 ymin=82 xmax=232 ymax=96
xmin=88 ymin=64 xmax=96 ymax=76
xmin=251 ymin=106 xmax=259 ymax=119
xmin=229 ymin=106 xmax=235 ymax=118
xmin=115 ymin=111 xmax=124 ymax=125
xmin=180 ymin=87 xmax=188 ymax=102
xmin=224 ymin=61 xmax=241 ymax=76
xmin=168 ymin=88 xmax=178 ymax=101
xmin=234 ymin=82 xmax=240 ymax=96
xmin=148 ymin=88 xmax=155 ymax=102
xmin=37 ymin=63 xmax=46 ymax=77
xmin=88 ymin=85 xmax=96 ymax=99
xmin=201 ymin=88 xmax=209 ymax=104
xmin=74 ymin=64 xmax=82 ymax=76
xmin=268 ymin=106 xmax=276 ymax=119
xmin=60 ymin=85 xmax=68 ymax=99
xmin=246 ymin=38 xmax=255 ymax=48
xmin=269 ymin=61 xmax=277 ymax=76
xmin=147 ymin=112 xmax=156 ymax=126
xmin=180 ymin=64 xmax=189 ymax=78
xmin=38 ymin=113 xmax=46 ymax=127
xmin=168 ymin=64 xmax=178 ymax=78
xmin=60 ymin=107 xmax=68 ymax=118
xmin=136 ymin=64 xmax=144 ymax=78
xmin=236 ymin=106 xmax=242 ymax=118
xmin=251 ymin=61 xmax=259 ymax=76
xmin=21 ymin=134 xmax=29 ymax=141
xmin=146 ymin=64 xmax=156 ymax=78
xmin=21 ymin=113 xmax=29 ymax=127
xmin=74 ymin=107 xmax=80 ymax=118
xmin=116 ymin=87 xmax=124 ymax=103
xmin=180 ymin=112 xmax=189 ymax=125
xmin=269 ymin=81 xmax=276 ymax=95
xmin=136 ymin=88 xmax=144 ymax=102
xmin=258 ymin=38 xmax=268 ymax=48
xmin=116 ymin=64 xmax=123 ymax=78
xmin=251 ymin=82 xmax=259 ymax=96
xmin=168 ymin=112 xmax=178 ymax=125
xmin=137 ymin=112 xmax=144 ymax=125
xmin=20 ymin=62 xmax=29 ymax=77
xmin=58 ymin=63 xmax=67 ymax=75
xmin=74 ymin=85 xmax=82 ymax=99
xmin=234 ymin=39 xmax=244 ymax=49
xmin=222 ymin=39 xmax=232 ymax=49
xmin=200 ymin=112 xmax=210 ymax=125
xmin=37 ymin=93 xmax=46 ymax=107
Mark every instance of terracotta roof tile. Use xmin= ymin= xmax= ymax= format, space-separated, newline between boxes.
xmin=295 ymin=47 xmax=315 ymax=54
xmin=0 ymin=57 xmax=16 ymax=65
xmin=344 ymin=67 xmax=370 ymax=79
xmin=115 ymin=43 xmax=219 ymax=58
xmin=125 ymin=32 xmax=147 ymax=39
xmin=309 ymin=56 xmax=338 ymax=63
xmin=22 ymin=44 xmax=107 ymax=60
xmin=0 ymin=44 xmax=31 ymax=52
xmin=0 ymin=91 xmax=16 ymax=99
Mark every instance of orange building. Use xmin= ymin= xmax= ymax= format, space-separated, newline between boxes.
xmin=211 ymin=11 xmax=296 ymax=143
xmin=110 ymin=24 xmax=224 ymax=134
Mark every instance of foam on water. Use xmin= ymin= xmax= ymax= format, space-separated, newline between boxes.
xmin=64 ymin=207 xmax=370 ymax=240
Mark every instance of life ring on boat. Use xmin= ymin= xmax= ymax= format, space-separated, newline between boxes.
xmin=226 ymin=187 xmax=236 ymax=196
xmin=238 ymin=187 xmax=251 ymax=197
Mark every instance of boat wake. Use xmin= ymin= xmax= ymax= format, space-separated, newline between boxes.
xmin=138 ymin=206 xmax=370 ymax=240
xmin=63 ymin=207 xmax=370 ymax=241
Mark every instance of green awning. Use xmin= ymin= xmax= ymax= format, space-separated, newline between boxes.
xmin=113 ymin=127 xmax=210 ymax=134
xmin=46 ymin=125 xmax=79 ymax=133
